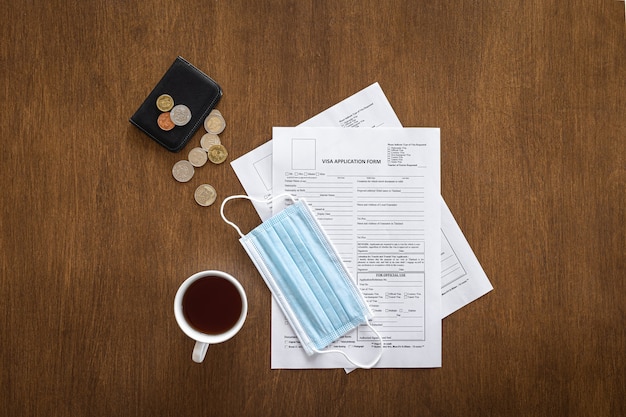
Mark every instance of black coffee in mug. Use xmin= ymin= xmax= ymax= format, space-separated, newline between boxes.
xmin=182 ymin=276 xmax=243 ymax=335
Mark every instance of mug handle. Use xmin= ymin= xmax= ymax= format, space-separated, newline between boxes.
xmin=192 ymin=341 xmax=209 ymax=363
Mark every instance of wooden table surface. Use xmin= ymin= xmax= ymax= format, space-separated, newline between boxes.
xmin=1 ymin=1 xmax=624 ymax=416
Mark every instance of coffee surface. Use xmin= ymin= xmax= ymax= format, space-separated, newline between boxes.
xmin=182 ymin=276 xmax=242 ymax=335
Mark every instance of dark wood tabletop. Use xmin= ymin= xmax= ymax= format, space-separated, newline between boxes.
xmin=1 ymin=1 xmax=625 ymax=416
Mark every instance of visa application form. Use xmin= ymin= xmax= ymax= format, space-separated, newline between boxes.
xmin=272 ymin=126 xmax=442 ymax=368
xmin=230 ymin=83 xmax=493 ymax=320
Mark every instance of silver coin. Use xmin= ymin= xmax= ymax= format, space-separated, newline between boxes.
xmin=200 ymin=133 xmax=221 ymax=150
xmin=194 ymin=184 xmax=217 ymax=207
xmin=170 ymin=104 xmax=192 ymax=126
xmin=172 ymin=160 xmax=194 ymax=182
xmin=188 ymin=147 xmax=208 ymax=167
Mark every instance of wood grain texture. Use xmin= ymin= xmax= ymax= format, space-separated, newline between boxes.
xmin=1 ymin=1 xmax=624 ymax=416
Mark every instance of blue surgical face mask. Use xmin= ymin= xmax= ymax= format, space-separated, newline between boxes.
xmin=221 ymin=194 xmax=383 ymax=369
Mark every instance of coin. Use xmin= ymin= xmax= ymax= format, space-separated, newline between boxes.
xmin=194 ymin=184 xmax=217 ymax=207
xmin=207 ymin=144 xmax=228 ymax=164
xmin=157 ymin=112 xmax=175 ymax=131
xmin=204 ymin=113 xmax=226 ymax=134
xmin=156 ymin=94 xmax=174 ymax=112
xmin=172 ymin=160 xmax=194 ymax=182
xmin=200 ymin=133 xmax=221 ymax=150
xmin=188 ymin=147 xmax=208 ymax=167
xmin=209 ymin=109 xmax=221 ymax=117
xmin=170 ymin=104 xmax=192 ymax=126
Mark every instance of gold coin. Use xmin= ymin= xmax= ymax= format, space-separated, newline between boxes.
xmin=156 ymin=94 xmax=174 ymax=112
xmin=207 ymin=144 xmax=228 ymax=164
xmin=200 ymin=133 xmax=221 ymax=150
xmin=194 ymin=184 xmax=217 ymax=207
xmin=172 ymin=160 xmax=194 ymax=182
xmin=188 ymin=147 xmax=208 ymax=167
xmin=204 ymin=113 xmax=226 ymax=134
xmin=157 ymin=112 xmax=175 ymax=131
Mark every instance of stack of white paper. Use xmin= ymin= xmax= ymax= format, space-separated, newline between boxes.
xmin=230 ymin=83 xmax=493 ymax=370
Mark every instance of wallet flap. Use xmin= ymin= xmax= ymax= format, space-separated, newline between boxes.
xmin=130 ymin=57 xmax=222 ymax=152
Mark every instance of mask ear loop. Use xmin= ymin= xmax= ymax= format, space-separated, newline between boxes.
xmin=312 ymin=321 xmax=384 ymax=369
xmin=220 ymin=193 xmax=296 ymax=237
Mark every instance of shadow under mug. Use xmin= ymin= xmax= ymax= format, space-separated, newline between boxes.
xmin=174 ymin=270 xmax=248 ymax=363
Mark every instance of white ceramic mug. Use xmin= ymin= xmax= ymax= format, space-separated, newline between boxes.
xmin=174 ymin=270 xmax=248 ymax=363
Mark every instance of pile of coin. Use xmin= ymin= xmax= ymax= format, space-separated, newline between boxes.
xmin=204 ymin=109 xmax=226 ymax=134
xmin=171 ymin=108 xmax=228 ymax=207
xmin=156 ymin=94 xmax=192 ymax=131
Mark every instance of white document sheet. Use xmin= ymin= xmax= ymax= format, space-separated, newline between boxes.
xmin=272 ymin=127 xmax=442 ymax=368
xmin=230 ymin=83 xmax=400 ymax=219
xmin=440 ymin=199 xmax=493 ymax=315
xmin=230 ymin=83 xmax=492 ymax=320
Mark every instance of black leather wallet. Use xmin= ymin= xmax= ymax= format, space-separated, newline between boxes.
xmin=130 ymin=57 xmax=222 ymax=152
